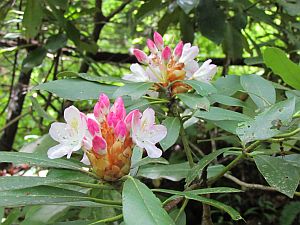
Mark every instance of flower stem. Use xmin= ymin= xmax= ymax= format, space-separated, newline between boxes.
xmin=180 ymin=125 xmax=194 ymax=168
xmin=88 ymin=214 xmax=123 ymax=225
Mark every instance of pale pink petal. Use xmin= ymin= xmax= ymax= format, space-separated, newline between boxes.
xmin=143 ymin=142 xmax=162 ymax=158
xmin=147 ymin=39 xmax=158 ymax=54
xmin=115 ymin=120 xmax=127 ymax=140
xmin=179 ymin=43 xmax=199 ymax=64
xmin=49 ymin=122 xmax=71 ymax=143
xmin=112 ymin=97 xmax=126 ymax=120
xmin=146 ymin=124 xmax=167 ymax=143
xmin=141 ymin=108 xmax=155 ymax=130
xmin=87 ymin=118 xmax=100 ymax=136
xmin=47 ymin=144 xmax=72 ymax=159
xmin=125 ymin=109 xmax=142 ymax=128
xmin=92 ymin=135 xmax=107 ymax=155
xmin=184 ymin=60 xmax=199 ymax=78
xmin=80 ymin=153 xmax=91 ymax=165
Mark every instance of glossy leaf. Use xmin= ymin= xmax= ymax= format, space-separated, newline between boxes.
xmin=33 ymin=79 xmax=117 ymax=100
xmin=30 ymin=96 xmax=55 ymax=122
xmin=45 ymin=34 xmax=67 ymax=53
xmin=22 ymin=47 xmax=47 ymax=72
xmin=280 ymin=202 xmax=300 ymax=225
xmin=254 ymin=155 xmax=300 ymax=198
xmin=240 ymin=75 xmax=276 ymax=109
xmin=264 ymin=47 xmax=300 ymax=90
xmin=160 ymin=117 xmax=181 ymax=151
xmin=194 ymin=107 xmax=251 ymax=121
xmin=122 ymin=177 xmax=175 ymax=225
xmin=208 ymin=94 xmax=246 ymax=107
xmin=131 ymin=157 xmax=169 ymax=168
xmin=214 ymin=75 xmax=242 ymax=96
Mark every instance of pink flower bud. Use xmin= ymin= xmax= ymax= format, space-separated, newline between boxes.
xmin=162 ymin=46 xmax=171 ymax=63
xmin=115 ymin=120 xmax=127 ymax=141
xmin=92 ymin=135 xmax=107 ymax=155
xmin=107 ymin=112 xmax=118 ymax=127
xmin=112 ymin=97 xmax=126 ymax=121
xmin=87 ymin=118 xmax=100 ymax=136
xmin=174 ymin=41 xmax=183 ymax=60
xmin=133 ymin=49 xmax=148 ymax=64
xmin=82 ymin=136 xmax=92 ymax=150
xmin=98 ymin=94 xmax=110 ymax=112
xmin=125 ymin=109 xmax=142 ymax=128
xmin=147 ymin=39 xmax=158 ymax=54
xmin=153 ymin=32 xmax=164 ymax=50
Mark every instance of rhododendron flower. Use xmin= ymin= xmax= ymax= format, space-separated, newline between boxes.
xmin=48 ymin=106 xmax=87 ymax=159
xmin=48 ymin=94 xmax=167 ymax=181
xmin=123 ymin=31 xmax=217 ymax=94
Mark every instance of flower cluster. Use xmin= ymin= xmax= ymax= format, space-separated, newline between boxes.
xmin=123 ymin=32 xmax=217 ymax=94
xmin=48 ymin=94 xmax=167 ymax=181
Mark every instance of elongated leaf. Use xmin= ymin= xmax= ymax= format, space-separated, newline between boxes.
xmin=0 ymin=152 xmax=83 ymax=171
xmin=33 ymin=79 xmax=117 ymax=100
xmin=113 ymin=82 xmax=153 ymax=100
xmin=153 ymin=189 xmax=242 ymax=220
xmin=186 ymin=148 xmax=231 ymax=186
xmin=194 ymin=107 xmax=251 ymax=121
xmin=153 ymin=187 xmax=241 ymax=196
xmin=240 ymin=75 xmax=276 ymax=109
xmin=137 ymin=163 xmax=224 ymax=181
xmin=131 ymin=157 xmax=169 ymax=168
xmin=45 ymin=34 xmax=67 ymax=53
xmin=22 ymin=47 xmax=47 ymax=72
xmin=214 ymin=75 xmax=242 ymax=96
xmin=196 ymin=0 xmax=226 ymax=44
xmin=280 ymin=202 xmax=300 ymax=225
xmin=254 ymin=155 xmax=300 ymax=198
xmin=177 ymin=93 xmax=210 ymax=110
xmin=122 ymin=177 xmax=175 ymax=225
xmin=208 ymin=94 xmax=246 ymax=107
xmin=236 ymin=98 xmax=295 ymax=144
xmin=30 ymin=96 xmax=55 ymax=121
xmin=264 ymin=47 xmax=300 ymax=90
xmin=23 ymin=0 xmax=43 ymax=38
xmin=184 ymin=80 xmax=217 ymax=96
xmin=160 ymin=117 xmax=181 ymax=151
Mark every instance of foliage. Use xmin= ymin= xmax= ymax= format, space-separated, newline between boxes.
xmin=0 ymin=0 xmax=300 ymax=225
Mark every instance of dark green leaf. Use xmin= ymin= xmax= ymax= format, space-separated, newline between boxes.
xmin=122 ymin=177 xmax=175 ymax=225
xmin=158 ymin=8 xmax=179 ymax=35
xmin=113 ymin=82 xmax=153 ymax=100
xmin=33 ymin=79 xmax=117 ymax=101
xmin=177 ymin=0 xmax=199 ymax=14
xmin=131 ymin=157 xmax=169 ymax=168
xmin=196 ymin=0 xmax=226 ymax=44
xmin=254 ymin=155 xmax=300 ymax=198
xmin=280 ymin=202 xmax=300 ymax=225
xmin=208 ymin=94 xmax=246 ymax=107
xmin=45 ymin=34 xmax=67 ymax=53
xmin=22 ymin=47 xmax=47 ymax=72
xmin=30 ymin=96 xmax=55 ymax=122
xmin=240 ymin=75 xmax=276 ymax=109
xmin=264 ymin=47 xmax=300 ymax=90
xmin=0 ymin=152 xmax=83 ymax=171
xmin=23 ymin=0 xmax=43 ymax=38
xmin=135 ymin=0 xmax=163 ymax=21
xmin=179 ymin=10 xmax=194 ymax=43
xmin=186 ymin=148 xmax=231 ymax=186
xmin=160 ymin=117 xmax=181 ymax=151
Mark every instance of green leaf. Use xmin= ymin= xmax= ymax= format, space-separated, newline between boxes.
xmin=0 ymin=207 xmax=4 ymax=224
xmin=135 ymin=0 xmax=163 ymax=21
xmin=264 ymin=47 xmax=300 ymax=90
xmin=160 ymin=117 xmax=181 ymax=151
xmin=2 ymin=208 xmax=21 ymax=225
xmin=137 ymin=163 xmax=223 ymax=181
xmin=177 ymin=93 xmax=210 ymax=110
xmin=208 ymin=94 xmax=246 ymax=107
xmin=280 ymin=202 xmax=300 ymax=225
xmin=30 ymin=96 xmax=55 ymax=122
xmin=254 ymin=155 xmax=300 ymax=198
xmin=196 ymin=0 xmax=226 ymax=44
xmin=179 ymin=10 xmax=194 ymax=43
xmin=240 ymin=75 xmax=276 ymax=109
xmin=153 ymin=187 xmax=241 ymax=196
xmin=222 ymin=22 xmax=244 ymax=61
xmin=158 ymin=9 xmax=179 ymax=35
xmin=131 ymin=157 xmax=169 ymax=168
xmin=153 ymin=189 xmax=242 ymax=220
xmin=0 ymin=152 xmax=83 ymax=171
xmin=169 ymin=208 xmax=186 ymax=225
xmin=236 ymin=98 xmax=295 ymax=144
xmin=275 ymin=0 xmax=300 ymax=16
xmin=33 ymin=79 xmax=117 ymax=101
xmin=122 ymin=177 xmax=175 ymax=225
xmin=0 ymin=186 xmax=110 ymax=207
xmin=186 ymin=148 xmax=231 ymax=186
xmin=129 ymin=146 xmax=143 ymax=176
xmin=113 ymin=82 xmax=153 ymax=100
xmin=22 ymin=47 xmax=47 ymax=73
xmin=184 ymin=80 xmax=217 ymax=96
xmin=214 ymin=75 xmax=242 ymax=96
xmin=23 ymin=0 xmax=43 ymax=38
xmin=194 ymin=107 xmax=251 ymax=121
xmin=45 ymin=34 xmax=67 ymax=53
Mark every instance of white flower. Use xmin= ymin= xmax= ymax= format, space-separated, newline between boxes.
xmin=179 ymin=43 xmax=199 ymax=64
xmin=123 ymin=63 xmax=150 ymax=82
xmin=191 ymin=59 xmax=217 ymax=83
xmin=48 ymin=106 xmax=87 ymax=159
xmin=131 ymin=108 xmax=167 ymax=158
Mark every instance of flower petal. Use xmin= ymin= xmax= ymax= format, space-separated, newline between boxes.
xmin=141 ymin=108 xmax=155 ymax=130
xmin=80 ymin=153 xmax=91 ymax=165
xmin=47 ymin=144 xmax=72 ymax=159
xmin=49 ymin=122 xmax=71 ymax=143
xmin=64 ymin=106 xmax=81 ymax=128
xmin=143 ymin=143 xmax=162 ymax=158
xmin=146 ymin=124 xmax=167 ymax=143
